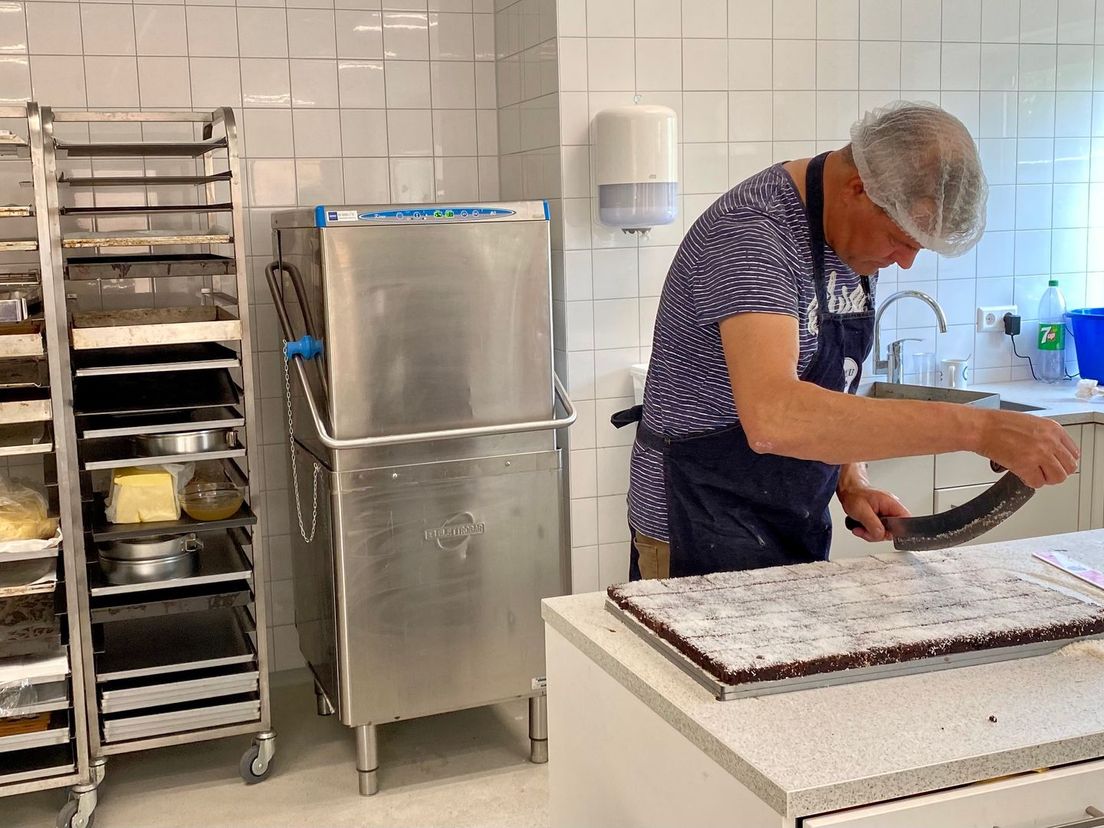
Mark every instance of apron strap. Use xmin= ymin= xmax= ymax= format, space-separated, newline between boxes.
xmin=805 ymin=151 xmax=872 ymax=310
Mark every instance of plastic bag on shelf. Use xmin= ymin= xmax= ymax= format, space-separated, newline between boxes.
xmin=0 ymin=477 xmax=58 ymax=549
xmin=0 ymin=678 xmax=38 ymax=718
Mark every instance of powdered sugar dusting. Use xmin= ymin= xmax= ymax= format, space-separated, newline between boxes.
xmin=607 ymin=554 xmax=1104 ymax=687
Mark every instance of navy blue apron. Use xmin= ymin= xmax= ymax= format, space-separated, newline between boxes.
xmin=614 ymin=152 xmax=875 ymax=577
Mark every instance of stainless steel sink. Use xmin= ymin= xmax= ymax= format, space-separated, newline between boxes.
xmin=999 ymin=400 xmax=1045 ymax=412
xmin=860 ymin=382 xmax=1000 ymax=408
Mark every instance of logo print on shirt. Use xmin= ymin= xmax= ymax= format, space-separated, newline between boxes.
xmin=806 ymin=271 xmax=869 ymax=336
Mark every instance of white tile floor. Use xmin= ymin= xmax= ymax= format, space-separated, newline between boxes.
xmin=5 ymin=671 xmax=549 ymax=828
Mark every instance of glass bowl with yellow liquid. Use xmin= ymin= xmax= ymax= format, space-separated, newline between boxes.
xmin=181 ymin=482 xmax=245 ymax=521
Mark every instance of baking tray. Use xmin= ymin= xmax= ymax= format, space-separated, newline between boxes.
xmin=0 ymin=422 xmax=50 ymax=458
xmin=0 ymin=722 xmax=69 ymax=754
xmin=0 ymin=558 xmax=57 ymax=598
xmin=94 ymin=500 xmax=256 ymax=541
xmin=0 ymin=648 xmax=69 ymax=686
xmin=96 ymin=607 xmax=255 ymax=682
xmin=1 ymin=680 xmax=69 ymax=717
xmin=607 ymin=599 xmax=1104 ymax=701
xmin=71 ymin=306 xmax=241 ymax=350
xmin=0 ymin=593 xmax=61 ymax=659
xmin=66 ymin=253 xmax=236 ymax=281
xmin=0 ymin=745 xmax=75 ymax=785
xmin=79 ymin=405 xmax=243 ymax=439
xmin=88 ymin=587 xmax=252 ymax=625
xmin=55 ymin=138 xmax=228 ymax=158
xmin=62 ymin=228 xmax=232 ymax=249
xmin=80 ymin=437 xmax=244 ymax=471
xmin=89 ymin=531 xmax=252 ymax=597
xmin=102 ymin=696 xmax=259 ymax=743
xmin=100 ymin=665 xmax=258 ymax=714
xmin=60 ymin=172 xmax=232 ymax=188
xmin=74 ymin=368 xmax=240 ymax=418
xmin=62 ymin=203 xmax=233 ymax=218
xmin=0 ymin=205 xmax=32 ymax=218
xmin=0 ymin=239 xmax=37 ymax=252
xmin=0 ymin=359 xmax=47 ymax=389
xmin=0 ymin=387 xmax=50 ymax=424
xmin=0 ymin=321 xmax=44 ymax=358
xmin=73 ymin=342 xmax=240 ymax=377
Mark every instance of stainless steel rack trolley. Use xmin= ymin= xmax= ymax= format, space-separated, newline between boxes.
xmin=30 ymin=106 xmax=275 ymax=819
xmin=0 ymin=104 xmax=100 ymax=828
xmin=269 ymin=202 xmax=573 ymax=795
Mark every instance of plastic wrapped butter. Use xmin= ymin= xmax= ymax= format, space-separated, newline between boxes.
xmin=105 ymin=467 xmax=183 ymax=523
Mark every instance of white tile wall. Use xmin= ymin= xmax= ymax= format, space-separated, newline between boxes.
xmin=544 ymin=0 xmax=1104 ymax=594
xmin=4 ymin=0 xmax=498 ymax=672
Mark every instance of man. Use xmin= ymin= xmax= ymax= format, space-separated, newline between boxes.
xmin=615 ymin=101 xmax=1079 ymax=580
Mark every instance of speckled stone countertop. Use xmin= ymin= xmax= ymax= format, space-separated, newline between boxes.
xmin=542 ymin=531 xmax=1104 ymax=820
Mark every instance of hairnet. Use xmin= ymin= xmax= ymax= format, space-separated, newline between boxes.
xmin=849 ymin=101 xmax=988 ymax=257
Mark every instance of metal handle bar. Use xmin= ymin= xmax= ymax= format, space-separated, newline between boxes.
xmin=265 ymin=260 xmax=577 ymax=450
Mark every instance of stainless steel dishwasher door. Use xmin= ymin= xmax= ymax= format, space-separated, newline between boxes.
xmin=330 ymin=450 xmax=568 ymax=727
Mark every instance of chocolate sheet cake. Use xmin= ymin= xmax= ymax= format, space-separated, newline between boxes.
xmin=607 ymin=554 xmax=1104 ymax=687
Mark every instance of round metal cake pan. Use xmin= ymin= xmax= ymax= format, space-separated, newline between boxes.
xmin=99 ymin=549 xmax=198 ymax=585
xmin=97 ymin=534 xmax=201 ymax=562
xmin=133 ymin=427 xmax=235 ymax=456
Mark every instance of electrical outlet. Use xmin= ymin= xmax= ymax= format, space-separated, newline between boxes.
xmin=977 ymin=305 xmax=1018 ymax=332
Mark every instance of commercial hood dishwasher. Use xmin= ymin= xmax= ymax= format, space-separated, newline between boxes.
xmin=267 ymin=202 xmax=573 ymax=795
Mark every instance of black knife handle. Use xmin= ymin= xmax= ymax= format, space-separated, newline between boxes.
xmin=990 ymin=460 xmax=1006 ymax=473
xmin=844 ymin=516 xmax=862 ymax=531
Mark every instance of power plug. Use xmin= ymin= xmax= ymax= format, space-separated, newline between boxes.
xmin=1002 ymin=312 xmax=1021 ymax=336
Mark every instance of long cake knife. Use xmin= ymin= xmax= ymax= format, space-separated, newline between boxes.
xmin=843 ymin=471 xmax=1035 ymax=551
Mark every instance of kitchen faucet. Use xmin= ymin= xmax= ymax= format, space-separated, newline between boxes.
xmin=872 ymin=290 xmax=949 ymax=384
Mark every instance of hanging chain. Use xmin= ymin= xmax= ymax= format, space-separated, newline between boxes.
xmin=283 ymin=342 xmax=321 ymax=543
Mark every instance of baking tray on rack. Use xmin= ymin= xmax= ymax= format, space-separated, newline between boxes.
xmin=88 ymin=587 xmax=252 ymax=625
xmin=62 ymin=203 xmax=233 ymax=218
xmin=0 ymin=386 xmax=51 ymax=425
xmin=93 ymin=499 xmax=256 ymax=541
xmin=74 ymin=368 xmax=240 ymax=418
xmin=0 ymin=421 xmax=50 ymax=458
xmin=0 ymin=592 xmax=62 ymax=659
xmin=0 ymin=716 xmax=70 ymax=754
xmin=102 ymin=696 xmax=259 ymax=744
xmin=96 ymin=607 xmax=255 ymax=682
xmin=61 ymin=228 xmax=232 ymax=249
xmin=54 ymin=138 xmax=229 ymax=158
xmin=0 ymin=648 xmax=69 ymax=688
xmin=1 ymin=680 xmax=69 ymax=717
xmin=607 ymin=599 xmax=1104 ymax=701
xmin=71 ymin=306 xmax=241 ymax=350
xmin=80 ymin=432 xmax=244 ymax=471
xmin=73 ymin=343 xmax=240 ymax=377
xmin=0 ymin=321 xmax=44 ymax=359
xmin=0 ymin=359 xmax=47 ymax=388
xmin=66 ymin=253 xmax=236 ymax=281
xmin=0 ymin=205 xmax=32 ymax=218
xmin=100 ymin=664 xmax=259 ymax=714
xmin=88 ymin=530 xmax=253 ymax=597
xmin=0 ymin=239 xmax=37 ymax=252
xmin=79 ymin=405 xmax=244 ymax=439
xmin=60 ymin=172 xmax=232 ymax=188
xmin=0 ymin=745 xmax=76 ymax=785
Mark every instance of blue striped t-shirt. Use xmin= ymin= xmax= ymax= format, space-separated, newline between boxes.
xmin=627 ymin=162 xmax=875 ymax=542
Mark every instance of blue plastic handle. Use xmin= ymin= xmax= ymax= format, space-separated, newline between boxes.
xmin=284 ymin=335 xmax=323 ymax=361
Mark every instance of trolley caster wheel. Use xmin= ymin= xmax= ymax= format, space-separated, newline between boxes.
xmin=56 ymin=797 xmax=95 ymax=828
xmin=240 ymin=731 xmax=277 ymax=784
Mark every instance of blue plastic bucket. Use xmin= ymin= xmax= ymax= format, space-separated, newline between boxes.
xmin=1067 ymin=308 xmax=1104 ymax=381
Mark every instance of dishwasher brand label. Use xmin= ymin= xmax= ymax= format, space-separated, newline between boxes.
xmin=425 ymin=512 xmax=485 ymax=549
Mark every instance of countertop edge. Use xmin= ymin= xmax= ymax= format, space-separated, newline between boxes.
xmin=541 ymin=599 xmax=791 ymax=816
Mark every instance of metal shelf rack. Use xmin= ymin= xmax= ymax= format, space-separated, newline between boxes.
xmin=32 ymin=106 xmax=276 ymax=822
xmin=0 ymin=104 xmax=100 ymax=828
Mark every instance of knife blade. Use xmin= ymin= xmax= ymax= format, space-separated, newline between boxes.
xmin=843 ymin=471 xmax=1036 ymax=551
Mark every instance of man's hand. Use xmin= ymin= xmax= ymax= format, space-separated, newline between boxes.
xmin=838 ymin=483 xmax=911 ymax=542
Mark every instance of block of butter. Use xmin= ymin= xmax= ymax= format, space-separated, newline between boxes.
xmin=105 ymin=467 xmax=180 ymax=523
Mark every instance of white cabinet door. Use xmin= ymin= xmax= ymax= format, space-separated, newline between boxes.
xmin=830 ymin=455 xmax=934 ymax=559
xmin=804 ymin=758 xmax=1104 ymax=828
xmin=933 ymin=474 xmax=1081 ymax=544
xmin=1094 ymin=425 xmax=1104 ymax=529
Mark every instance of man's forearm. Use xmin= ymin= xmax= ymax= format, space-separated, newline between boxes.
xmin=742 ymin=378 xmax=988 ymax=465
